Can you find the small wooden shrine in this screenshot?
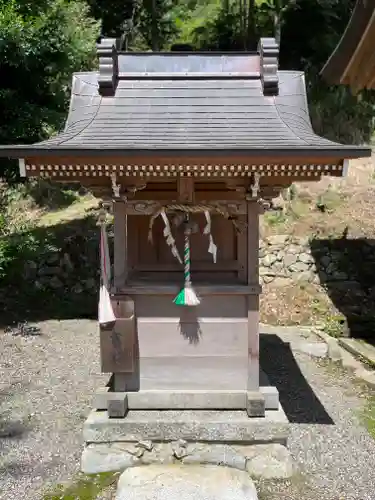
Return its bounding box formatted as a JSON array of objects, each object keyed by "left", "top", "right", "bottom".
[{"left": 0, "top": 38, "right": 370, "bottom": 420}]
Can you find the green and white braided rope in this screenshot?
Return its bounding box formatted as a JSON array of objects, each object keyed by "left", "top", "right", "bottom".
[
  {"left": 183, "top": 229, "right": 191, "bottom": 287},
  {"left": 173, "top": 216, "right": 200, "bottom": 306}
]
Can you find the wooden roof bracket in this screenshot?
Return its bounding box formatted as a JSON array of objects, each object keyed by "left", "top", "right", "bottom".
[
  {"left": 110, "top": 173, "right": 121, "bottom": 199},
  {"left": 258, "top": 38, "right": 279, "bottom": 96},
  {"left": 97, "top": 38, "right": 119, "bottom": 97}
]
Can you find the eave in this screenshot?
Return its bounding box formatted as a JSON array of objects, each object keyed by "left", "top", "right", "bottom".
[
  {"left": 321, "top": 0, "right": 375, "bottom": 93},
  {"left": 0, "top": 146, "right": 371, "bottom": 160}
]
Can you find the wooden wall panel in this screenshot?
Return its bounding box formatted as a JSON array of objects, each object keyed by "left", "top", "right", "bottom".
[{"left": 127, "top": 213, "right": 241, "bottom": 282}]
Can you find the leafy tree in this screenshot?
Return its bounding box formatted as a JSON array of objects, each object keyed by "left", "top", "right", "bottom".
[
  {"left": 186, "top": 0, "right": 374, "bottom": 143},
  {"left": 133, "top": 0, "right": 180, "bottom": 50},
  {"left": 279, "top": 0, "right": 375, "bottom": 143},
  {"left": 87, "top": 0, "right": 180, "bottom": 51},
  {"left": 0, "top": 0, "right": 99, "bottom": 178},
  {"left": 86, "top": 0, "right": 136, "bottom": 41}
]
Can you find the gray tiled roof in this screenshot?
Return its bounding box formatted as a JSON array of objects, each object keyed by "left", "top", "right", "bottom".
[
  {"left": 39, "top": 72, "right": 328, "bottom": 149},
  {"left": 0, "top": 64, "right": 370, "bottom": 159},
  {"left": 36, "top": 70, "right": 342, "bottom": 151}
]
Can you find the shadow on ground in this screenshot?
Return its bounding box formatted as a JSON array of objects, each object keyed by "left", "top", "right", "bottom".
[
  {"left": 0, "top": 385, "right": 33, "bottom": 469},
  {"left": 260, "top": 334, "right": 334, "bottom": 424},
  {"left": 0, "top": 215, "right": 102, "bottom": 327},
  {"left": 310, "top": 237, "right": 375, "bottom": 346}
]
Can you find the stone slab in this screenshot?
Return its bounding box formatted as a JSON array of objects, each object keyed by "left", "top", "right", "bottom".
[
  {"left": 259, "top": 324, "right": 320, "bottom": 342},
  {"left": 83, "top": 409, "right": 289, "bottom": 445},
  {"left": 93, "top": 388, "right": 280, "bottom": 411},
  {"left": 108, "top": 396, "right": 128, "bottom": 418},
  {"left": 81, "top": 441, "right": 295, "bottom": 479},
  {"left": 259, "top": 386, "right": 279, "bottom": 410},
  {"left": 94, "top": 386, "right": 111, "bottom": 410},
  {"left": 340, "top": 348, "right": 363, "bottom": 371},
  {"left": 246, "top": 392, "right": 265, "bottom": 417},
  {"left": 128, "top": 390, "right": 246, "bottom": 410},
  {"left": 314, "top": 331, "right": 343, "bottom": 362},
  {"left": 339, "top": 338, "right": 375, "bottom": 367},
  {"left": 81, "top": 443, "right": 141, "bottom": 473},
  {"left": 242, "top": 443, "right": 296, "bottom": 479},
  {"left": 290, "top": 341, "right": 328, "bottom": 358},
  {"left": 259, "top": 369, "right": 279, "bottom": 410},
  {"left": 354, "top": 368, "right": 375, "bottom": 388},
  {"left": 115, "top": 465, "right": 258, "bottom": 500}
]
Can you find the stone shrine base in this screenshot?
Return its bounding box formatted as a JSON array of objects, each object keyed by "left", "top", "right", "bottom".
[
  {"left": 92, "top": 369, "right": 280, "bottom": 418},
  {"left": 81, "top": 408, "right": 290, "bottom": 475}
]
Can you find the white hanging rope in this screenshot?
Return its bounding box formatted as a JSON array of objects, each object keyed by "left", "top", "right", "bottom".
[
  {"left": 160, "top": 209, "right": 182, "bottom": 264},
  {"left": 98, "top": 220, "right": 116, "bottom": 325},
  {"left": 203, "top": 211, "right": 217, "bottom": 263}
]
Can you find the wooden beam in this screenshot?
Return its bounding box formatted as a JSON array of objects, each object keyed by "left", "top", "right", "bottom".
[
  {"left": 113, "top": 201, "right": 128, "bottom": 289},
  {"left": 177, "top": 176, "right": 195, "bottom": 203},
  {"left": 246, "top": 201, "right": 260, "bottom": 391}
]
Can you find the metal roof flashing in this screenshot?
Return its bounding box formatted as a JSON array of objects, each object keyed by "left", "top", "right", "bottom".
[{"left": 97, "top": 37, "right": 279, "bottom": 97}]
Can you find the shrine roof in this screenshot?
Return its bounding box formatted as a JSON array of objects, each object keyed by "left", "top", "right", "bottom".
[
  {"left": 0, "top": 40, "right": 370, "bottom": 161},
  {"left": 321, "top": 0, "right": 375, "bottom": 93}
]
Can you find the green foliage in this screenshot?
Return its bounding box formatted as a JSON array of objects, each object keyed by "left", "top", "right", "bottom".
[
  {"left": 361, "top": 396, "right": 375, "bottom": 440},
  {"left": 0, "top": 180, "right": 80, "bottom": 280},
  {"left": 323, "top": 314, "right": 346, "bottom": 338},
  {"left": 315, "top": 187, "right": 344, "bottom": 214},
  {"left": 279, "top": 0, "right": 375, "bottom": 143},
  {"left": 136, "top": 0, "right": 180, "bottom": 50},
  {"left": 308, "top": 77, "right": 375, "bottom": 144},
  {"left": 43, "top": 472, "right": 119, "bottom": 500},
  {"left": 180, "top": 0, "right": 375, "bottom": 143},
  {"left": 86, "top": 0, "right": 135, "bottom": 37},
  {"left": 191, "top": 3, "right": 245, "bottom": 50},
  {"left": 88, "top": 0, "right": 180, "bottom": 50},
  {"left": 0, "top": 0, "right": 100, "bottom": 179},
  {"left": 264, "top": 210, "right": 287, "bottom": 226}
]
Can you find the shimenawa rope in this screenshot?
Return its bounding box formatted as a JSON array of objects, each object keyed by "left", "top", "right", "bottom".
[{"left": 148, "top": 203, "right": 246, "bottom": 306}]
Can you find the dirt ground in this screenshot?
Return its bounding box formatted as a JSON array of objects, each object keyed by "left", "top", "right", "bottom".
[{"left": 261, "top": 154, "right": 375, "bottom": 240}]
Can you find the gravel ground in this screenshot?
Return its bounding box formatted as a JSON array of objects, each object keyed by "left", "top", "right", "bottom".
[
  {"left": 0, "top": 320, "right": 375, "bottom": 500},
  {"left": 260, "top": 331, "right": 375, "bottom": 500},
  {"left": 0, "top": 320, "right": 106, "bottom": 500}
]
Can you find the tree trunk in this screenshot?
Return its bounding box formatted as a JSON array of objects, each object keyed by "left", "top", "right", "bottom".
[
  {"left": 151, "top": 0, "right": 158, "bottom": 51},
  {"left": 222, "top": 0, "right": 230, "bottom": 12},
  {"left": 247, "top": 0, "right": 255, "bottom": 50},
  {"left": 239, "top": 0, "right": 244, "bottom": 48},
  {"left": 274, "top": 0, "right": 282, "bottom": 47},
  {"left": 243, "top": 0, "right": 248, "bottom": 49}
]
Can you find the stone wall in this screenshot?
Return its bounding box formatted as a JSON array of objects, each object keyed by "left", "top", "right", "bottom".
[
  {"left": 259, "top": 235, "right": 352, "bottom": 286},
  {"left": 15, "top": 233, "right": 367, "bottom": 295}
]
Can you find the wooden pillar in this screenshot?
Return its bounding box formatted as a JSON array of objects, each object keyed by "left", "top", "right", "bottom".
[
  {"left": 113, "top": 200, "right": 127, "bottom": 290},
  {"left": 247, "top": 200, "right": 260, "bottom": 391},
  {"left": 110, "top": 200, "right": 138, "bottom": 394}
]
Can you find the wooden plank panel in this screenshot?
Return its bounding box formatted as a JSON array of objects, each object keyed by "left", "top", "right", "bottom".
[
  {"left": 100, "top": 320, "right": 135, "bottom": 373},
  {"left": 100, "top": 298, "right": 136, "bottom": 373}
]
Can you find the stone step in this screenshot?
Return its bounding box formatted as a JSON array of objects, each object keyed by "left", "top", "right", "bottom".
[
  {"left": 338, "top": 338, "right": 375, "bottom": 367},
  {"left": 115, "top": 465, "right": 258, "bottom": 500},
  {"left": 83, "top": 409, "right": 289, "bottom": 445}
]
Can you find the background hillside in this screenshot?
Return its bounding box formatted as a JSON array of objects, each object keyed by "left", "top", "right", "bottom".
[{"left": 0, "top": 0, "right": 374, "bottom": 341}]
